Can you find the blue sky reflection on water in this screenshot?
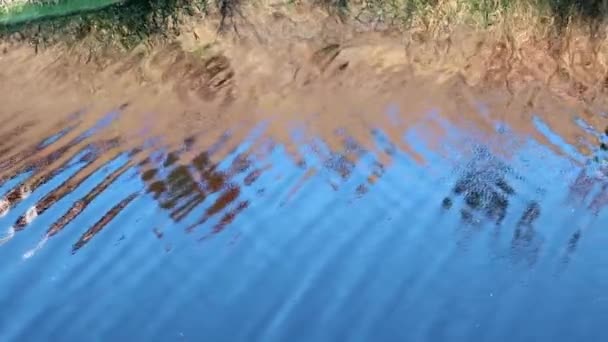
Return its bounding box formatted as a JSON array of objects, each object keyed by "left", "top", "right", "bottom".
[{"left": 0, "top": 106, "right": 608, "bottom": 341}]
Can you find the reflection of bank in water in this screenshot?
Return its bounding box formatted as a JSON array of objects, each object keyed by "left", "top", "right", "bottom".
[
  {"left": 137, "top": 128, "right": 391, "bottom": 239},
  {"left": 0, "top": 111, "right": 399, "bottom": 257},
  {"left": 0, "top": 112, "right": 138, "bottom": 254},
  {"left": 138, "top": 134, "right": 262, "bottom": 239}
]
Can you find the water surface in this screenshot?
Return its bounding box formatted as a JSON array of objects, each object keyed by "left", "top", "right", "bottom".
[{"left": 0, "top": 105, "right": 607, "bottom": 341}]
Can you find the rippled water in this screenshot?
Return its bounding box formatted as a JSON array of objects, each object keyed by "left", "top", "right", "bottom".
[{"left": 1, "top": 105, "right": 608, "bottom": 341}]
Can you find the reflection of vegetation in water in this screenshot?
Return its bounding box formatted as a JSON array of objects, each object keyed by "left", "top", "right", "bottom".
[
  {"left": 559, "top": 125, "right": 608, "bottom": 264},
  {"left": 444, "top": 132, "right": 608, "bottom": 266},
  {"left": 511, "top": 200, "right": 542, "bottom": 265},
  {"left": 569, "top": 125, "right": 608, "bottom": 215},
  {"left": 442, "top": 145, "right": 544, "bottom": 264},
  {"left": 139, "top": 135, "right": 262, "bottom": 238},
  {"left": 442, "top": 145, "right": 516, "bottom": 226}
]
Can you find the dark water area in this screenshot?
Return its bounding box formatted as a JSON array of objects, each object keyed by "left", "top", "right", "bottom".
[{"left": 1, "top": 106, "right": 608, "bottom": 341}]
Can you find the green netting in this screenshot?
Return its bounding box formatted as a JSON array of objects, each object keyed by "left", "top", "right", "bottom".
[{"left": 0, "top": 0, "right": 122, "bottom": 25}]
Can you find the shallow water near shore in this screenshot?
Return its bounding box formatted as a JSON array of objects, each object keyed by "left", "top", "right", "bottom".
[{"left": 0, "top": 97, "right": 608, "bottom": 340}]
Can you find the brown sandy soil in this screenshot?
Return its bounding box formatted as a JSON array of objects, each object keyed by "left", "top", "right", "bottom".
[{"left": 1, "top": 4, "right": 608, "bottom": 168}]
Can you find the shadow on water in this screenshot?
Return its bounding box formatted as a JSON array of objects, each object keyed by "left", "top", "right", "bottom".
[{"left": 2, "top": 103, "right": 608, "bottom": 340}]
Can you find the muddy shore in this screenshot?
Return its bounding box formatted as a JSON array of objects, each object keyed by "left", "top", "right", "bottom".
[{"left": 1, "top": 2, "right": 608, "bottom": 167}]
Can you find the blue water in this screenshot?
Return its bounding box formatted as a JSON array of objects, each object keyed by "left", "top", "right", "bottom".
[{"left": 0, "top": 106, "right": 607, "bottom": 341}]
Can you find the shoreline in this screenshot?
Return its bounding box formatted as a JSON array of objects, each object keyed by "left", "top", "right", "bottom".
[{"left": 1, "top": 1, "right": 608, "bottom": 164}]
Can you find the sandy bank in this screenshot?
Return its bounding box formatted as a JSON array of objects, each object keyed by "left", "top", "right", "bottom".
[{"left": 0, "top": 1, "right": 608, "bottom": 167}]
